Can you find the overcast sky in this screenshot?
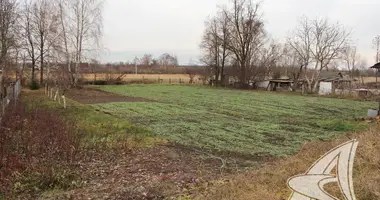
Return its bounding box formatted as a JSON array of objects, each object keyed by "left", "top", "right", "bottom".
[{"left": 100, "top": 0, "right": 380, "bottom": 65}]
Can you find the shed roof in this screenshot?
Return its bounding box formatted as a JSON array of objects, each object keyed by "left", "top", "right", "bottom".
[
  {"left": 370, "top": 62, "right": 380, "bottom": 69},
  {"left": 269, "top": 79, "right": 293, "bottom": 83},
  {"left": 319, "top": 71, "right": 357, "bottom": 82},
  {"left": 319, "top": 71, "right": 343, "bottom": 79}
]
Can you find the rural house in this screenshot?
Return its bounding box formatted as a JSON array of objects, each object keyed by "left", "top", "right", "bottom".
[{"left": 318, "top": 71, "right": 358, "bottom": 95}]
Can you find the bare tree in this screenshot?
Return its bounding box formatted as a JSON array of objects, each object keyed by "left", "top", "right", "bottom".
[
  {"left": 200, "top": 0, "right": 282, "bottom": 88},
  {"left": 286, "top": 16, "right": 312, "bottom": 90},
  {"left": 251, "top": 41, "right": 281, "bottom": 82},
  {"left": 327, "top": 60, "right": 341, "bottom": 72},
  {"left": 140, "top": 54, "right": 153, "bottom": 65},
  {"left": 342, "top": 45, "right": 360, "bottom": 78},
  {"left": 223, "top": 0, "right": 266, "bottom": 87},
  {"left": 200, "top": 8, "right": 230, "bottom": 86},
  {"left": 218, "top": 10, "right": 230, "bottom": 85},
  {"left": 357, "top": 59, "right": 368, "bottom": 85},
  {"left": 0, "top": 0, "right": 19, "bottom": 93},
  {"left": 57, "top": 0, "right": 72, "bottom": 84},
  {"left": 22, "top": 0, "right": 38, "bottom": 85},
  {"left": 31, "top": 0, "right": 59, "bottom": 85},
  {"left": 287, "top": 16, "right": 350, "bottom": 93},
  {"left": 200, "top": 16, "right": 219, "bottom": 82},
  {"left": 158, "top": 53, "right": 178, "bottom": 67},
  {"left": 85, "top": 58, "right": 97, "bottom": 84},
  {"left": 200, "top": 16, "right": 222, "bottom": 84},
  {"left": 151, "top": 58, "right": 158, "bottom": 66},
  {"left": 309, "top": 18, "right": 350, "bottom": 92},
  {"left": 57, "top": 0, "right": 104, "bottom": 87},
  {"left": 21, "top": 0, "right": 61, "bottom": 89}
]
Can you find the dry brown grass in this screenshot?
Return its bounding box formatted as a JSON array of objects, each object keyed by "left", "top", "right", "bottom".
[
  {"left": 363, "top": 76, "right": 379, "bottom": 83},
  {"left": 81, "top": 73, "right": 202, "bottom": 84},
  {"left": 195, "top": 125, "right": 380, "bottom": 200}
]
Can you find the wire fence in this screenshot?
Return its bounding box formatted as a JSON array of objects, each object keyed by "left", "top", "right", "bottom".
[{"left": 0, "top": 79, "right": 21, "bottom": 118}]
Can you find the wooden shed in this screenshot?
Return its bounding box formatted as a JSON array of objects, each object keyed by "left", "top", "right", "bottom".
[{"left": 266, "top": 79, "right": 293, "bottom": 91}]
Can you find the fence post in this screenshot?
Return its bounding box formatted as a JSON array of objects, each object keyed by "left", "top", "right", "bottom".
[
  {"left": 13, "top": 82, "right": 16, "bottom": 105},
  {"left": 2, "top": 97, "right": 5, "bottom": 117},
  {"left": 58, "top": 94, "right": 61, "bottom": 104},
  {"left": 62, "top": 95, "right": 66, "bottom": 109},
  {"left": 50, "top": 88, "right": 54, "bottom": 99},
  {"left": 54, "top": 89, "right": 59, "bottom": 101}
]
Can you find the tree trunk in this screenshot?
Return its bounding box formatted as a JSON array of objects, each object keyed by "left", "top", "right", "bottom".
[
  {"left": 307, "top": 82, "right": 312, "bottom": 93},
  {"left": 312, "top": 81, "right": 319, "bottom": 93},
  {"left": 40, "top": 35, "right": 44, "bottom": 85},
  {"left": 46, "top": 62, "right": 51, "bottom": 93},
  {"left": 239, "top": 61, "right": 247, "bottom": 88},
  {"left": 54, "top": 89, "right": 58, "bottom": 101},
  {"left": 0, "top": 61, "right": 4, "bottom": 99},
  {"left": 40, "top": 59, "right": 43, "bottom": 85},
  {"left": 215, "top": 69, "right": 220, "bottom": 86},
  {"left": 50, "top": 88, "right": 54, "bottom": 99},
  {"left": 291, "top": 72, "right": 300, "bottom": 91},
  {"left": 31, "top": 60, "right": 36, "bottom": 83},
  {"left": 220, "top": 52, "right": 226, "bottom": 87}
]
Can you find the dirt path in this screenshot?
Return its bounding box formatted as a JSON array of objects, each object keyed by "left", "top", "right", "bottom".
[{"left": 66, "top": 87, "right": 155, "bottom": 104}]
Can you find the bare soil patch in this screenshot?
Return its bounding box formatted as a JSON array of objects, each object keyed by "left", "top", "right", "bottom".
[
  {"left": 56, "top": 144, "right": 231, "bottom": 200},
  {"left": 66, "top": 87, "right": 155, "bottom": 104}
]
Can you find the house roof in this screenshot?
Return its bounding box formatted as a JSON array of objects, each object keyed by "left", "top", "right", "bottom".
[
  {"left": 370, "top": 62, "right": 380, "bottom": 69},
  {"left": 319, "top": 71, "right": 357, "bottom": 82},
  {"left": 319, "top": 71, "right": 343, "bottom": 79},
  {"left": 321, "top": 77, "right": 358, "bottom": 82}
]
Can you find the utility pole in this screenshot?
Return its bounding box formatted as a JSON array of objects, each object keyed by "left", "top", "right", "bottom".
[
  {"left": 134, "top": 57, "right": 138, "bottom": 75},
  {"left": 374, "top": 35, "right": 380, "bottom": 63},
  {"left": 373, "top": 36, "right": 380, "bottom": 88}
]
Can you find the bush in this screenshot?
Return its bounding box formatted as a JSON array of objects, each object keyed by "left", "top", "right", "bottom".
[
  {"left": 126, "top": 79, "right": 157, "bottom": 84},
  {"left": 29, "top": 80, "right": 40, "bottom": 90},
  {"left": 93, "top": 80, "right": 107, "bottom": 85}
]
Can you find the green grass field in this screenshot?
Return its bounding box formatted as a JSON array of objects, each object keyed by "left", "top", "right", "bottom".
[{"left": 92, "top": 85, "right": 375, "bottom": 156}]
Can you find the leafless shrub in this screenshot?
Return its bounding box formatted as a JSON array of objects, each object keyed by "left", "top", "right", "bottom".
[
  {"left": 0, "top": 101, "right": 80, "bottom": 196},
  {"left": 287, "top": 16, "right": 351, "bottom": 93}
]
